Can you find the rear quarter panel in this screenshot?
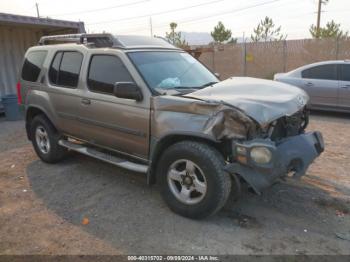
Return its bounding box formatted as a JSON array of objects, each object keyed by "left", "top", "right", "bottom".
[{"left": 22, "top": 46, "right": 79, "bottom": 131}]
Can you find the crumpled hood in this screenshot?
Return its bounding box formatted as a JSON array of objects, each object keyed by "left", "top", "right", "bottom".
[{"left": 185, "top": 77, "right": 309, "bottom": 126}]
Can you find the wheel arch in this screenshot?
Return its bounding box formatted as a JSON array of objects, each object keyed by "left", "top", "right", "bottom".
[
  {"left": 147, "top": 132, "right": 231, "bottom": 185},
  {"left": 25, "top": 106, "right": 57, "bottom": 140}
]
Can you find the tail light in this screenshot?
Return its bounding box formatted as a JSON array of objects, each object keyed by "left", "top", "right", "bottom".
[{"left": 16, "top": 81, "right": 22, "bottom": 104}]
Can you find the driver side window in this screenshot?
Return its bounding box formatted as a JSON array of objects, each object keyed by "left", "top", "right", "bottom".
[
  {"left": 301, "top": 64, "right": 337, "bottom": 81},
  {"left": 87, "top": 55, "right": 133, "bottom": 95}
]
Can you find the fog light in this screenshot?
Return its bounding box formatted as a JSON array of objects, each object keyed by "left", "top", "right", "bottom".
[
  {"left": 250, "top": 147, "right": 272, "bottom": 164},
  {"left": 237, "top": 155, "right": 247, "bottom": 164}
]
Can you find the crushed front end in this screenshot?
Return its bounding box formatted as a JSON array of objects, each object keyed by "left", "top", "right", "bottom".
[
  {"left": 152, "top": 76, "right": 325, "bottom": 194},
  {"left": 225, "top": 109, "right": 324, "bottom": 194}
]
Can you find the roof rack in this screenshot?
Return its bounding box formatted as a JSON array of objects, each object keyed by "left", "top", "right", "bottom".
[{"left": 38, "top": 33, "right": 124, "bottom": 48}]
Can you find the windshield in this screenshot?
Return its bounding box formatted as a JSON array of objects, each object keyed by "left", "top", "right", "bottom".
[{"left": 128, "top": 51, "right": 218, "bottom": 92}]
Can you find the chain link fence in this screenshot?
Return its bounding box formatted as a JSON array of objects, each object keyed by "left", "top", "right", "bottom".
[{"left": 196, "top": 38, "right": 350, "bottom": 80}]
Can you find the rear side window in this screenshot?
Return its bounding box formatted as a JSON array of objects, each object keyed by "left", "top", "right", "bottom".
[
  {"left": 49, "top": 51, "right": 83, "bottom": 88},
  {"left": 21, "top": 51, "right": 47, "bottom": 82},
  {"left": 301, "top": 64, "right": 337, "bottom": 80},
  {"left": 87, "top": 55, "right": 133, "bottom": 94},
  {"left": 48, "top": 52, "right": 62, "bottom": 84},
  {"left": 340, "top": 64, "right": 350, "bottom": 81}
]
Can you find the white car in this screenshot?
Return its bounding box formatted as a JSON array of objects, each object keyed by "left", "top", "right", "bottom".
[{"left": 274, "top": 60, "right": 350, "bottom": 112}]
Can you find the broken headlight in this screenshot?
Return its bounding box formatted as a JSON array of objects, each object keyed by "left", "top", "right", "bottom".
[
  {"left": 250, "top": 147, "right": 272, "bottom": 164},
  {"left": 234, "top": 140, "right": 275, "bottom": 166}
]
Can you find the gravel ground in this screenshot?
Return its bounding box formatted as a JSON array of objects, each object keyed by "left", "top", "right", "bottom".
[{"left": 0, "top": 111, "right": 349, "bottom": 255}]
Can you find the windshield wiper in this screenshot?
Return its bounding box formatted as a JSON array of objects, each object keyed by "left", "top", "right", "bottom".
[
  {"left": 200, "top": 81, "right": 218, "bottom": 88},
  {"left": 173, "top": 82, "right": 219, "bottom": 89},
  {"left": 172, "top": 86, "right": 197, "bottom": 89},
  {"left": 160, "top": 83, "right": 218, "bottom": 91}
]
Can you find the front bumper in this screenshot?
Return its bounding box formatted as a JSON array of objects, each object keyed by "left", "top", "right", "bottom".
[{"left": 225, "top": 131, "right": 324, "bottom": 194}]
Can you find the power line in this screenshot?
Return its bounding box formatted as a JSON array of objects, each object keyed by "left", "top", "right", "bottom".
[
  {"left": 92, "top": 0, "right": 284, "bottom": 34},
  {"left": 99, "top": 0, "right": 349, "bottom": 40},
  {"left": 87, "top": 0, "right": 227, "bottom": 25},
  {"left": 47, "top": 0, "right": 150, "bottom": 17},
  {"left": 322, "top": 9, "right": 350, "bottom": 13},
  {"left": 109, "top": 0, "right": 284, "bottom": 34},
  {"left": 169, "top": 0, "right": 284, "bottom": 27}
]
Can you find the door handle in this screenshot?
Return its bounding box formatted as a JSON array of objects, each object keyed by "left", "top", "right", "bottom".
[
  {"left": 81, "top": 98, "right": 91, "bottom": 105},
  {"left": 305, "top": 82, "right": 314, "bottom": 87},
  {"left": 341, "top": 85, "right": 350, "bottom": 89}
]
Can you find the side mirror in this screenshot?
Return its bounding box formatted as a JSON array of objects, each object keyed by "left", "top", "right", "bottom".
[
  {"left": 214, "top": 72, "right": 221, "bottom": 79},
  {"left": 113, "top": 82, "right": 143, "bottom": 101}
]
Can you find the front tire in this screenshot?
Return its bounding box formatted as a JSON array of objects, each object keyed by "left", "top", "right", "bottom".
[
  {"left": 29, "top": 114, "right": 67, "bottom": 163},
  {"left": 157, "top": 141, "right": 231, "bottom": 219}
]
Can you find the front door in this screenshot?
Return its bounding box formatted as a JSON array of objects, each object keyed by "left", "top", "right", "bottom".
[{"left": 77, "top": 53, "right": 150, "bottom": 160}]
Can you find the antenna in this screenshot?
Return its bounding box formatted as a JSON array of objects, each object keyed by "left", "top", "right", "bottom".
[{"left": 149, "top": 16, "right": 153, "bottom": 37}]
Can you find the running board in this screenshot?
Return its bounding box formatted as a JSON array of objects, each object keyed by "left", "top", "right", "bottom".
[{"left": 58, "top": 140, "right": 148, "bottom": 173}]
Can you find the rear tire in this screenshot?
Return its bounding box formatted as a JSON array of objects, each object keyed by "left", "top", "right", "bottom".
[
  {"left": 29, "top": 114, "right": 67, "bottom": 163},
  {"left": 157, "top": 141, "right": 231, "bottom": 219}
]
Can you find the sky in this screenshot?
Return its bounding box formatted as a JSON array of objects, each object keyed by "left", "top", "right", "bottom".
[{"left": 1, "top": 0, "right": 349, "bottom": 40}]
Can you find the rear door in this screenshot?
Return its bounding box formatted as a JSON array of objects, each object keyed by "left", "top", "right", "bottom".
[
  {"left": 46, "top": 50, "right": 85, "bottom": 136},
  {"left": 77, "top": 52, "right": 151, "bottom": 160},
  {"left": 300, "top": 64, "right": 339, "bottom": 107},
  {"left": 339, "top": 64, "right": 350, "bottom": 109}
]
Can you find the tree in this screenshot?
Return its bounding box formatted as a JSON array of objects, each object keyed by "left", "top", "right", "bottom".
[
  {"left": 211, "top": 21, "right": 234, "bottom": 43},
  {"left": 251, "top": 16, "right": 287, "bottom": 42},
  {"left": 310, "top": 20, "right": 348, "bottom": 39},
  {"left": 227, "top": 37, "right": 237, "bottom": 44},
  {"left": 165, "top": 22, "right": 188, "bottom": 48}
]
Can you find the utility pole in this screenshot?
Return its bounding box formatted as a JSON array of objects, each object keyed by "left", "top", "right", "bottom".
[
  {"left": 35, "top": 2, "right": 40, "bottom": 18},
  {"left": 316, "top": 0, "right": 322, "bottom": 38},
  {"left": 149, "top": 16, "right": 153, "bottom": 37},
  {"left": 242, "top": 31, "right": 247, "bottom": 76},
  {"left": 316, "top": 0, "right": 329, "bottom": 38},
  {"left": 171, "top": 25, "right": 175, "bottom": 44}
]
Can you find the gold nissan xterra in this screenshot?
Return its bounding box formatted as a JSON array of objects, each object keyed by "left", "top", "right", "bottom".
[{"left": 19, "top": 34, "right": 324, "bottom": 219}]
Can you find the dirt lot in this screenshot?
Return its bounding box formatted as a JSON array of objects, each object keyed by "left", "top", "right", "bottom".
[{"left": 0, "top": 112, "right": 349, "bottom": 255}]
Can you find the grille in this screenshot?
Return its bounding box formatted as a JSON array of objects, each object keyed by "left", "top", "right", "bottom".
[{"left": 270, "top": 109, "right": 309, "bottom": 141}]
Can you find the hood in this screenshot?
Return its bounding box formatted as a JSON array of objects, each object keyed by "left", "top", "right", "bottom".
[
  {"left": 185, "top": 77, "right": 309, "bottom": 126},
  {"left": 273, "top": 72, "right": 286, "bottom": 80}
]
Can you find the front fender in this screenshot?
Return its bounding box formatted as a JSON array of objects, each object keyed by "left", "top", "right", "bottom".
[{"left": 147, "top": 132, "right": 220, "bottom": 185}]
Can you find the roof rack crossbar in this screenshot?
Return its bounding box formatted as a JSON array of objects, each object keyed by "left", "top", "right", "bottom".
[{"left": 38, "top": 33, "right": 125, "bottom": 48}]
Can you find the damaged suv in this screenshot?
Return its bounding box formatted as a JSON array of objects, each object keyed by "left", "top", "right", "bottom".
[{"left": 20, "top": 34, "right": 324, "bottom": 219}]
